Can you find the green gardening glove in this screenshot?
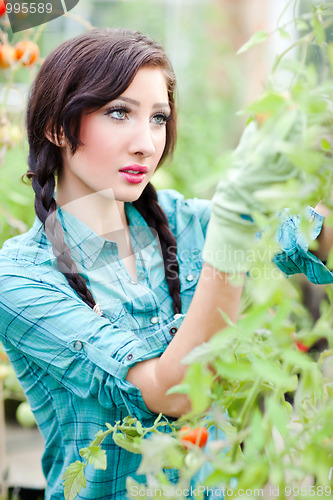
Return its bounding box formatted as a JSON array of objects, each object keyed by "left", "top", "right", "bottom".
[{"left": 202, "top": 108, "right": 304, "bottom": 273}]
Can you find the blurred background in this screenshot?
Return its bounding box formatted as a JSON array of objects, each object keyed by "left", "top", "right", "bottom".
[{"left": 0, "top": 1, "right": 322, "bottom": 499}]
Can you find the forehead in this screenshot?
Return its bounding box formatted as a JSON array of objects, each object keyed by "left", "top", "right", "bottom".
[{"left": 120, "top": 66, "right": 169, "bottom": 103}]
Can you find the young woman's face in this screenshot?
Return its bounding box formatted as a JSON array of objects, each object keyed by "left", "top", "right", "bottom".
[{"left": 58, "top": 66, "right": 170, "bottom": 203}]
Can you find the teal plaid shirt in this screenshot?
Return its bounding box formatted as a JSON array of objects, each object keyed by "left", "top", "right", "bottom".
[{"left": 0, "top": 189, "right": 329, "bottom": 499}]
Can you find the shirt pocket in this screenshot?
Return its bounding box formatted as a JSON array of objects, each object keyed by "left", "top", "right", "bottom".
[
  {"left": 179, "top": 250, "right": 202, "bottom": 312},
  {"left": 101, "top": 299, "right": 127, "bottom": 327}
]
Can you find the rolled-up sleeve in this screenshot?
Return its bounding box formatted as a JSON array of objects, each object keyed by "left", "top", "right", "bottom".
[
  {"left": 273, "top": 207, "right": 333, "bottom": 284},
  {"left": 0, "top": 260, "right": 183, "bottom": 419}
]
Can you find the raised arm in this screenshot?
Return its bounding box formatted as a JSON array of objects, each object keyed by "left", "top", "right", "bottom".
[
  {"left": 126, "top": 264, "right": 244, "bottom": 417},
  {"left": 127, "top": 110, "right": 303, "bottom": 417}
]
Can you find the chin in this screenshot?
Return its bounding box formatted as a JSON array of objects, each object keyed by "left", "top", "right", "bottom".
[{"left": 118, "top": 185, "right": 148, "bottom": 203}]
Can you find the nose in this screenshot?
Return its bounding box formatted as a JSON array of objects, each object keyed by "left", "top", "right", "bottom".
[{"left": 129, "top": 121, "right": 156, "bottom": 158}]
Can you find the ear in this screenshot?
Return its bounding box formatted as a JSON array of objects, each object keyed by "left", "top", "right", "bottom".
[{"left": 45, "top": 127, "right": 65, "bottom": 147}]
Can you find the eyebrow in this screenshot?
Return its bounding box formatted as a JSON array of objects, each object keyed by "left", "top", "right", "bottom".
[{"left": 119, "top": 96, "right": 170, "bottom": 109}]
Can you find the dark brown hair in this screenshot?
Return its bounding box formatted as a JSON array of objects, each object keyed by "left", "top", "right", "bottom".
[{"left": 26, "top": 28, "right": 181, "bottom": 314}]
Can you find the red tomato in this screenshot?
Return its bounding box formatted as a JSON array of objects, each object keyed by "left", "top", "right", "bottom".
[
  {"left": 0, "top": 1, "right": 6, "bottom": 18},
  {"left": 179, "top": 426, "right": 209, "bottom": 448},
  {"left": 0, "top": 44, "right": 15, "bottom": 69},
  {"left": 296, "top": 342, "right": 309, "bottom": 353},
  {"left": 15, "top": 40, "right": 40, "bottom": 67}
]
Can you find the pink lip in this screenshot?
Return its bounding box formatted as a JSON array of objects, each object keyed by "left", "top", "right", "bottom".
[
  {"left": 120, "top": 164, "right": 148, "bottom": 173},
  {"left": 119, "top": 164, "right": 148, "bottom": 184}
]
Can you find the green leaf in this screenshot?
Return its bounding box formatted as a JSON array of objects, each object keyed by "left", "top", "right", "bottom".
[
  {"left": 295, "top": 20, "right": 309, "bottom": 31},
  {"left": 138, "top": 434, "right": 184, "bottom": 475},
  {"left": 278, "top": 28, "right": 291, "bottom": 40},
  {"left": 266, "top": 397, "right": 289, "bottom": 437},
  {"left": 112, "top": 432, "right": 142, "bottom": 454},
  {"left": 90, "top": 429, "right": 110, "bottom": 447},
  {"left": 205, "top": 463, "right": 244, "bottom": 485},
  {"left": 167, "top": 383, "right": 191, "bottom": 395},
  {"left": 214, "top": 360, "right": 254, "bottom": 381},
  {"left": 79, "top": 445, "right": 107, "bottom": 470},
  {"left": 183, "top": 362, "right": 214, "bottom": 413},
  {"left": 322, "top": 138, "right": 331, "bottom": 150},
  {"left": 136, "top": 420, "right": 143, "bottom": 435},
  {"left": 238, "top": 460, "right": 269, "bottom": 490},
  {"left": 237, "top": 30, "right": 269, "bottom": 55},
  {"left": 246, "top": 92, "right": 286, "bottom": 115},
  {"left": 312, "top": 14, "right": 326, "bottom": 44},
  {"left": 286, "top": 149, "right": 325, "bottom": 174},
  {"left": 283, "top": 349, "right": 315, "bottom": 370},
  {"left": 123, "top": 416, "right": 138, "bottom": 426},
  {"left": 251, "top": 358, "right": 296, "bottom": 390},
  {"left": 243, "top": 408, "right": 266, "bottom": 457},
  {"left": 62, "top": 461, "right": 86, "bottom": 500}
]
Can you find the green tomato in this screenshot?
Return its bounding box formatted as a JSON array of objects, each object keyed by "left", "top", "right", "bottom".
[
  {"left": 16, "top": 401, "right": 36, "bottom": 428},
  {"left": 0, "top": 364, "right": 10, "bottom": 381}
]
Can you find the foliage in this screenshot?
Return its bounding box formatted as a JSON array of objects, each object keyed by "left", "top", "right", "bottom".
[
  {"left": 62, "top": 414, "right": 176, "bottom": 500},
  {"left": 62, "top": 2, "right": 333, "bottom": 499}
]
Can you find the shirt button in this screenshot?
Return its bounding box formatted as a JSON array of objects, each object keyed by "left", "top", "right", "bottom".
[
  {"left": 73, "top": 341, "right": 83, "bottom": 351},
  {"left": 105, "top": 242, "right": 112, "bottom": 248},
  {"left": 129, "top": 279, "right": 138, "bottom": 285},
  {"left": 186, "top": 273, "right": 195, "bottom": 282},
  {"left": 169, "top": 327, "right": 178, "bottom": 336},
  {"left": 126, "top": 353, "right": 134, "bottom": 361},
  {"left": 139, "top": 272, "right": 145, "bottom": 281},
  {"left": 150, "top": 316, "right": 159, "bottom": 324}
]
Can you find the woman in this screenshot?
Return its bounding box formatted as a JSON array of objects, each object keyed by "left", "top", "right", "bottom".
[{"left": 0, "top": 28, "right": 329, "bottom": 499}]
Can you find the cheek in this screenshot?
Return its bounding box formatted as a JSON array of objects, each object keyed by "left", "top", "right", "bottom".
[
  {"left": 79, "top": 116, "right": 111, "bottom": 158},
  {"left": 77, "top": 116, "right": 121, "bottom": 177},
  {"left": 155, "top": 129, "right": 167, "bottom": 157}
]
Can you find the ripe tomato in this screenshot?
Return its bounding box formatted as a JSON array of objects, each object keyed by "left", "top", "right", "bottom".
[
  {"left": 179, "top": 426, "right": 209, "bottom": 448},
  {"left": 15, "top": 40, "right": 40, "bottom": 66},
  {"left": 0, "top": 0, "right": 6, "bottom": 18},
  {"left": 296, "top": 342, "right": 309, "bottom": 353},
  {"left": 0, "top": 44, "right": 15, "bottom": 69}
]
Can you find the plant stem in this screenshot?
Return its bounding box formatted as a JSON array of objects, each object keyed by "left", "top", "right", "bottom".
[{"left": 230, "top": 378, "right": 261, "bottom": 460}]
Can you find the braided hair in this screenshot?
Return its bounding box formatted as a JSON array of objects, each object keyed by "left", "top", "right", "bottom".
[{"left": 26, "top": 28, "right": 182, "bottom": 314}]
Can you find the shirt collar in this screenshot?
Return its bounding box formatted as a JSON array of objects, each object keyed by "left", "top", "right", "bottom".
[{"left": 33, "top": 202, "right": 156, "bottom": 270}]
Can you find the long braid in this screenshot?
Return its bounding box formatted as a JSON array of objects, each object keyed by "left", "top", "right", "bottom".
[
  {"left": 27, "top": 144, "right": 97, "bottom": 310},
  {"left": 133, "top": 183, "right": 182, "bottom": 315}
]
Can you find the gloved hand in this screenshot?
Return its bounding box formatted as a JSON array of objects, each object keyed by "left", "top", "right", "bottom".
[{"left": 202, "top": 108, "right": 304, "bottom": 273}]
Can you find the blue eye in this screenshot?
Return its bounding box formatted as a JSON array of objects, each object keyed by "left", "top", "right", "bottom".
[
  {"left": 152, "top": 113, "right": 170, "bottom": 125},
  {"left": 104, "top": 107, "right": 129, "bottom": 121}
]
